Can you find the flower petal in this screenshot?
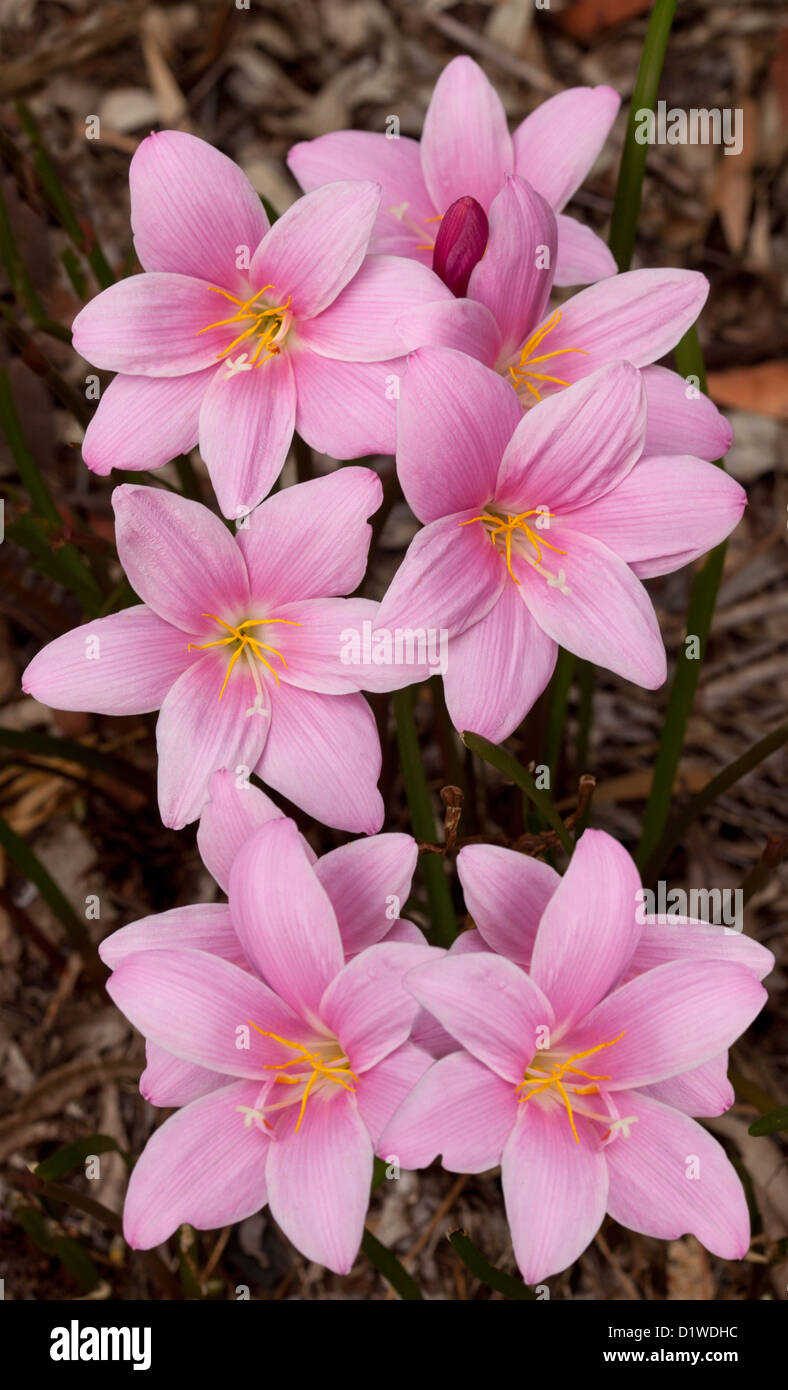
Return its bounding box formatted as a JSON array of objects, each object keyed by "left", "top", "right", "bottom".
[
  {"left": 375, "top": 510, "right": 506, "bottom": 641},
  {"left": 198, "top": 350, "right": 296, "bottom": 517},
  {"left": 495, "top": 361, "right": 646, "bottom": 512},
  {"left": 406, "top": 953, "right": 554, "bottom": 1084},
  {"left": 81, "top": 369, "right": 211, "bottom": 475},
  {"left": 250, "top": 182, "right": 381, "bottom": 320},
  {"left": 396, "top": 346, "right": 521, "bottom": 524},
  {"left": 502, "top": 1105, "right": 608, "bottom": 1283},
  {"left": 129, "top": 130, "right": 269, "bottom": 288},
  {"left": 380, "top": 1050, "right": 518, "bottom": 1172},
  {"left": 641, "top": 1052, "right": 734, "bottom": 1117},
  {"left": 467, "top": 176, "right": 557, "bottom": 360},
  {"left": 197, "top": 768, "right": 286, "bottom": 893},
  {"left": 156, "top": 653, "right": 269, "bottom": 830},
  {"left": 530, "top": 829, "right": 643, "bottom": 1034},
  {"left": 297, "top": 255, "right": 451, "bottom": 361},
  {"left": 443, "top": 582, "right": 557, "bottom": 742},
  {"left": 314, "top": 833, "right": 418, "bottom": 955},
  {"left": 604, "top": 1090, "right": 750, "bottom": 1259},
  {"left": 642, "top": 364, "right": 733, "bottom": 461},
  {"left": 628, "top": 916, "right": 773, "bottom": 982},
  {"left": 112, "top": 484, "right": 250, "bottom": 633},
  {"left": 123, "top": 1081, "right": 270, "bottom": 1249},
  {"left": 293, "top": 352, "right": 397, "bottom": 457},
  {"left": 558, "top": 453, "right": 746, "bottom": 579},
  {"left": 457, "top": 843, "right": 560, "bottom": 966},
  {"left": 139, "top": 1042, "right": 227, "bottom": 1108},
  {"left": 22, "top": 605, "right": 190, "bottom": 715},
  {"left": 394, "top": 297, "right": 501, "bottom": 365},
  {"left": 420, "top": 56, "right": 514, "bottom": 213},
  {"left": 239, "top": 467, "right": 381, "bottom": 606},
  {"left": 228, "top": 819, "right": 344, "bottom": 1023},
  {"left": 355, "top": 1042, "right": 433, "bottom": 1147},
  {"left": 512, "top": 86, "right": 620, "bottom": 212},
  {"left": 257, "top": 685, "right": 383, "bottom": 834},
  {"left": 554, "top": 214, "right": 617, "bottom": 286},
  {"left": 99, "top": 903, "right": 244, "bottom": 971},
  {"left": 321, "top": 941, "right": 436, "bottom": 1072},
  {"left": 265, "top": 1089, "right": 372, "bottom": 1274}
]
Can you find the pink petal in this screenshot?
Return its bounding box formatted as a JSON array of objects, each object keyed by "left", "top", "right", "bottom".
[
  {"left": 140, "top": 1042, "right": 227, "bottom": 1107},
  {"left": 443, "top": 582, "right": 557, "bottom": 742},
  {"left": 72, "top": 272, "right": 248, "bottom": 376},
  {"left": 99, "top": 903, "right": 244, "bottom": 971},
  {"left": 270, "top": 596, "right": 385, "bottom": 695},
  {"left": 375, "top": 510, "right": 506, "bottom": 640},
  {"left": 297, "top": 255, "right": 451, "bottom": 361},
  {"left": 558, "top": 453, "right": 746, "bottom": 579},
  {"left": 394, "top": 297, "right": 501, "bottom": 364},
  {"left": 198, "top": 350, "right": 296, "bottom": 517},
  {"left": 321, "top": 941, "right": 436, "bottom": 1072},
  {"left": 129, "top": 130, "right": 269, "bottom": 289},
  {"left": 106, "top": 947, "right": 303, "bottom": 1076},
  {"left": 502, "top": 1105, "right": 608, "bottom": 1283},
  {"left": 197, "top": 768, "right": 285, "bottom": 893},
  {"left": 554, "top": 214, "right": 617, "bottom": 286},
  {"left": 287, "top": 131, "right": 433, "bottom": 259},
  {"left": 396, "top": 347, "right": 521, "bottom": 523},
  {"left": 314, "top": 832, "right": 418, "bottom": 955},
  {"left": 355, "top": 1042, "right": 433, "bottom": 1147},
  {"left": 239, "top": 467, "right": 381, "bottom": 607},
  {"left": 265, "top": 1089, "right": 372, "bottom": 1274},
  {"left": 257, "top": 685, "right": 384, "bottom": 834},
  {"left": 604, "top": 1090, "right": 750, "bottom": 1259},
  {"left": 629, "top": 916, "right": 773, "bottom": 981},
  {"left": 642, "top": 364, "right": 734, "bottom": 461},
  {"left": 81, "top": 369, "right": 211, "bottom": 475},
  {"left": 250, "top": 182, "right": 381, "bottom": 320},
  {"left": 512, "top": 86, "right": 621, "bottom": 212},
  {"left": 495, "top": 361, "right": 646, "bottom": 512},
  {"left": 515, "top": 526, "right": 667, "bottom": 689},
  {"left": 22, "top": 605, "right": 190, "bottom": 715},
  {"left": 379, "top": 1049, "right": 518, "bottom": 1172},
  {"left": 457, "top": 843, "right": 560, "bottom": 965},
  {"left": 228, "top": 819, "right": 343, "bottom": 1022},
  {"left": 530, "top": 829, "right": 643, "bottom": 1035},
  {"left": 123, "top": 1080, "right": 269, "bottom": 1249},
  {"left": 467, "top": 176, "right": 557, "bottom": 360},
  {"left": 420, "top": 56, "right": 513, "bottom": 213},
  {"left": 112, "top": 484, "right": 250, "bottom": 633},
  {"left": 156, "top": 653, "right": 270, "bottom": 830},
  {"left": 642, "top": 1052, "right": 734, "bottom": 1117},
  {"left": 293, "top": 352, "right": 398, "bottom": 456},
  {"left": 406, "top": 953, "right": 554, "bottom": 1084},
  {"left": 566, "top": 959, "right": 767, "bottom": 1090}
]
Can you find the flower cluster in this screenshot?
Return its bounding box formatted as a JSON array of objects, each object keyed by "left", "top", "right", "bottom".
[{"left": 22, "top": 56, "right": 765, "bottom": 1287}]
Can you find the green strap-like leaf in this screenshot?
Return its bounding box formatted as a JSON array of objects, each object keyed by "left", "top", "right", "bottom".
[
  {"left": 448, "top": 1229, "right": 536, "bottom": 1300},
  {"left": 361, "top": 1228, "right": 424, "bottom": 1300},
  {"left": 462, "top": 731, "right": 573, "bottom": 855},
  {"left": 393, "top": 685, "right": 457, "bottom": 946}
]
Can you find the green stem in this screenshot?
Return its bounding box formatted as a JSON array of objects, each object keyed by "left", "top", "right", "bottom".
[
  {"left": 544, "top": 650, "right": 576, "bottom": 790},
  {"left": 448, "top": 1230, "right": 536, "bottom": 1300},
  {"left": 609, "top": 0, "right": 679, "bottom": 272},
  {"left": 462, "top": 731, "right": 573, "bottom": 856},
  {"left": 361, "top": 1229, "right": 423, "bottom": 1300},
  {"left": 0, "top": 811, "right": 104, "bottom": 982},
  {"left": 393, "top": 685, "right": 456, "bottom": 946}
]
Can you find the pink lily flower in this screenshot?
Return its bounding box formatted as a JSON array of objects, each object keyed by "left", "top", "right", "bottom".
[
  {"left": 106, "top": 818, "right": 435, "bottom": 1271},
  {"left": 375, "top": 349, "right": 746, "bottom": 741},
  {"left": 289, "top": 55, "right": 620, "bottom": 287},
  {"left": 380, "top": 830, "right": 770, "bottom": 1283},
  {"left": 98, "top": 768, "right": 426, "bottom": 1108},
  {"left": 399, "top": 175, "right": 732, "bottom": 462},
  {"left": 72, "top": 131, "right": 454, "bottom": 517},
  {"left": 23, "top": 472, "right": 414, "bottom": 831}
]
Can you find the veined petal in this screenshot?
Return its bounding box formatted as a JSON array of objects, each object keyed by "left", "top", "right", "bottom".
[
  {"left": 394, "top": 297, "right": 501, "bottom": 365},
  {"left": 297, "top": 255, "right": 451, "bottom": 361},
  {"left": 355, "top": 1043, "right": 433, "bottom": 1148},
  {"left": 554, "top": 214, "right": 617, "bottom": 286},
  {"left": 628, "top": 915, "right": 773, "bottom": 982},
  {"left": 314, "top": 832, "right": 418, "bottom": 956},
  {"left": 99, "top": 903, "right": 244, "bottom": 971},
  {"left": 375, "top": 509, "right": 506, "bottom": 640},
  {"left": 641, "top": 1052, "right": 734, "bottom": 1118},
  {"left": 139, "top": 1042, "right": 227, "bottom": 1108},
  {"left": 197, "top": 768, "right": 286, "bottom": 894},
  {"left": 420, "top": 56, "right": 514, "bottom": 213},
  {"left": 642, "top": 364, "right": 734, "bottom": 461},
  {"left": 457, "top": 843, "right": 559, "bottom": 966},
  {"left": 379, "top": 1050, "right": 518, "bottom": 1172},
  {"left": 512, "top": 86, "right": 621, "bottom": 212},
  {"left": 198, "top": 350, "right": 296, "bottom": 518},
  {"left": 81, "top": 369, "right": 211, "bottom": 476},
  {"left": 293, "top": 352, "right": 398, "bottom": 457},
  {"left": 321, "top": 941, "right": 436, "bottom": 1072},
  {"left": 467, "top": 175, "right": 557, "bottom": 360}
]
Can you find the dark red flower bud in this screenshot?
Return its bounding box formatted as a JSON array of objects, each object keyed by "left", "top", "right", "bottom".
[{"left": 431, "top": 196, "right": 489, "bottom": 298}]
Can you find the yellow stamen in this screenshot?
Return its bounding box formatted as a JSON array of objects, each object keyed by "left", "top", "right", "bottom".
[
  {"left": 188, "top": 612, "right": 301, "bottom": 699},
  {"left": 517, "top": 1032, "right": 625, "bottom": 1144},
  {"left": 248, "top": 1024, "right": 358, "bottom": 1133},
  {"left": 508, "top": 309, "right": 589, "bottom": 403},
  {"left": 460, "top": 509, "right": 567, "bottom": 586},
  {"left": 197, "top": 284, "right": 293, "bottom": 366}
]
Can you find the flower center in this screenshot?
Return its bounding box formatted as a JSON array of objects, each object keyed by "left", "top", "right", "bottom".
[
  {"left": 508, "top": 308, "right": 588, "bottom": 403},
  {"left": 242, "top": 1025, "right": 358, "bottom": 1134},
  {"left": 518, "top": 1031, "right": 636, "bottom": 1146},
  {"left": 460, "top": 508, "right": 570, "bottom": 592},
  {"left": 197, "top": 284, "right": 293, "bottom": 370},
  {"left": 187, "top": 613, "right": 300, "bottom": 701}
]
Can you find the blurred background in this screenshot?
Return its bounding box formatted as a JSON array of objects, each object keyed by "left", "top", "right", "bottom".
[{"left": 0, "top": 0, "right": 786, "bottom": 1301}]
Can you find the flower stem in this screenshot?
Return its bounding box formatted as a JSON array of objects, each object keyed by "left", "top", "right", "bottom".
[
  {"left": 393, "top": 685, "right": 456, "bottom": 946},
  {"left": 462, "top": 731, "right": 573, "bottom": 856}
]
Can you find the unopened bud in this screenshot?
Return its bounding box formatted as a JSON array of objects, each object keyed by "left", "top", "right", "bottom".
[{"left": 432, "top": 196, "right": 488, "bottom": 297}]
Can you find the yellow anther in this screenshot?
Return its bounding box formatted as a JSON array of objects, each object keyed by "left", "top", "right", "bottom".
[
  {"left": 248, "top": 1024, "right": 358, "bottom": 1133},
  {"left": 188, "top": 613, "right": 301, "bottom": 700},
  {"left": 460, "top": 509, "right": 567, "bottom": 586},
  {"left": 198, "top": 284, "right": 293, "bottom": 366},
  {"left": 517, "top": 1032, "right": 625, "bottom": 1144},
  {"left": 508, "top": 309, "right": 589, "bottom": 403}
]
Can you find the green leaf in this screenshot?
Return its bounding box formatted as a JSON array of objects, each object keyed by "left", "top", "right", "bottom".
[
  {"left": 36, "top": 1134, "right": 123, "bottom": 1182},
  {"left": 748, "top": 1106, "right": 788, "bottom": 1138},
  {"left": 15, "top": 1203, "right": 100, "bottom": 1293},
  {"left": 544, "top": 649, "right": 576, "bottom": 785},
  {"left": 361, "top": 1228, "right": 423, "bottom": 1300},
  {"left": 608, "top": 0, "right": 679, "bottom": 272},
  {"left": 448, "top": 1229, "right": 536, "bottom": 1300},
  {"left": 393, "top": 685, "right": 457, "bottom": 946},
  {"left": 0, "top": 725, "right": 153, "bottom": 797},
  {"left": 0, "top": 810, "right": 104, "bottom": 979},
  {"left": 462, "top": 731, "right": 573, "bottom": 855}
]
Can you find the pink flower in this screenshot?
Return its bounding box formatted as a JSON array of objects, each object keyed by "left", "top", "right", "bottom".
[
  {"left": 72, "top": 131, "right": 453, "bottom": 517},
  {"left": 375, "top": 349, "right": 746, "bottom": 741},
  {"left": 289, "top": 55, "right": 620, "bottom": 287},
  {"left": 23, "top": 473, "right": 413, "bottom": 831},
  {"left": 106, "top": 818, "right": 435, "bottom": 1271},
  {"left": 381, "top": 830, "right": 771, "bottom": 1283},
  {"left": 400, "top": 176, "right": 732, "bottom": 461}
]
